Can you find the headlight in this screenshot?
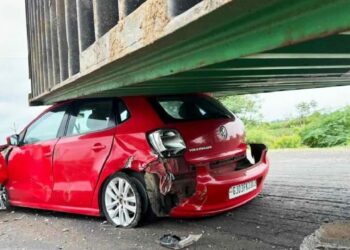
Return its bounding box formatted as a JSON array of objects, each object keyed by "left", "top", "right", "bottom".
[{"left": 148, "top": 129, "right": 186, "bottom": 157}]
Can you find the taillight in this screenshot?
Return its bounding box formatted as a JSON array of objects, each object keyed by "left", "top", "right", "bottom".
[{"left": 148, "top": 129, "right": 186, "bottom": 158}]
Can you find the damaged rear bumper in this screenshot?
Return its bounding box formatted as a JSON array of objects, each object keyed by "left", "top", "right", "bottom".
[{"left": 169, "top": 144, "right": 269, "bottom": 218}]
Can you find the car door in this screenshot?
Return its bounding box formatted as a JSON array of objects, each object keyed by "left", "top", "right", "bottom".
[
  {"left": 6, "top": 104, "right": 69, "bottom": 205},
  {"left": 52, "top": 99, "right": 116, "bottom": 208}
]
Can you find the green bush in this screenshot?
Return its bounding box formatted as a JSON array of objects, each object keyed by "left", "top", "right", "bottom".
[
  {"left": 246, "top": 127, "right": 274, "bottom": 147},
  {"left": 271, "top": 135, "right": 302, "bottom": 149},
  {"left": 300, "top": 107, "right": 350, "bottom": 148},
  {"left": 244, "top": 106, "right": 350, "bottom": 149}
]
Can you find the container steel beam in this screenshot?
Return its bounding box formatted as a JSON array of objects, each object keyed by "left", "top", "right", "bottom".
[
  {"left": 44, "top": 0, "right": 53, "bottom": 88},
  {"left": 49, "top": 0, "right": 60, "bottom": 86},
  {"left": 65, "top": 0, "right": 80, "bottom": 76},
  {"left": 92, "top": 0, "right": 119, "bottom": 39},
  {"left": 56, "top": 0, "right": 69, "bottom": 82},
  {"left": 77, "top": 0, "right": 95, "bottom": 52},
  {"left": 118, "top": 0, "right": 145, "bottom": 19}
]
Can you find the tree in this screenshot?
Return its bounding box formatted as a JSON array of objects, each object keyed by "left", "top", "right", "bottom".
[
  {"left": 217, "top": 95, "right": 262, "bottom": 124},
  {"left": 296, "top": 100, "right": 318, "bottom": 124}
]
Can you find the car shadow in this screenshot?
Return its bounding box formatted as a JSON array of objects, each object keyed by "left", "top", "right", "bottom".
[
  {"left": 3, "top": 197, "right": 261, "bottom": 228},
  {"left": 5, "top": 206, "right": 103, "bottom": 223}
]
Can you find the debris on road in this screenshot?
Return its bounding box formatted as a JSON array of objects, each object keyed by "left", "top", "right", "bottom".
[
  {"left": 100, "top": 221, "right": 108, "bottom": 225},
  {"left": 14, "top": 215, "right": 25, "bottom": 221},
  {"left": 158, "top": 234, "right": 202, "bottom": 249}
]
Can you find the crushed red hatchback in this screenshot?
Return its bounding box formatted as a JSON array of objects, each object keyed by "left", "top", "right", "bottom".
[{"left": 0, "top": 94, "right": 269, "bottom": 228}]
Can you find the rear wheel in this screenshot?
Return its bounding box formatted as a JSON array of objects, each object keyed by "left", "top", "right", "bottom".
[
  {"left": 101, "top": 173, "right": 142, "bottom": 228},
  {"left": 130, "top": 175, "right": 158, "bottom": 224},
  {"left": 0, "top": 185, "right": 9, "bottom": 211}
]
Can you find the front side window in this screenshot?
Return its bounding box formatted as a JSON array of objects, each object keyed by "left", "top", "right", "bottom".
[
  {"left": 23, "top": 107, "right": 66, "bottom": 144},
  {"left": 67, "top": 100, "right": 114, "bottom": 136}
]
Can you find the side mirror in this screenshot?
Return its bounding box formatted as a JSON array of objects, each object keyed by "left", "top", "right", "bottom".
[{"left": 6, "top": 134, "right": 19, "bottom": 146}]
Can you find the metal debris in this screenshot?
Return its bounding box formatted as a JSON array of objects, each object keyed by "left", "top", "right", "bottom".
[
  {"left": 14, "top": 215, "right": 25, "bottom": 221},
  {"left": 124, "top": 156, "right": 134, "bottom": 169},
  {"left": 158, "top": 234, "right": 202, "bottom": 249}
]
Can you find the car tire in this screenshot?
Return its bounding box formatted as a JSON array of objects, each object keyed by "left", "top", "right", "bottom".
[
  {"left": 0, "top": 185, "right": 10, "bottom": 211},
  {"left": 129, "top": 176, "right": 149, "bottom": 215},
  {"left": 101, "top": 172, "right": 142, "bottom": 228},
  {"left": 130, "top": 175, "right": 159, "bottom": 225}
]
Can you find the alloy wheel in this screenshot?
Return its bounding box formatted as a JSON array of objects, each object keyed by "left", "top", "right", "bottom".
[{"left": 104, "top": 176, "right": 138, "bottom": 227}]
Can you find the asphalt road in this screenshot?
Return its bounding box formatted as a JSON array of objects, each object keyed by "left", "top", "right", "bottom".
[{"left": 0, "top": 149, "right": 349, "bottom": 250}]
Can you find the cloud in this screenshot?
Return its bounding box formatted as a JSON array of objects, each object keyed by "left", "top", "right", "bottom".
[
  {"left": 0, "top": 0, "right": 28, "bottom": 58},
  {"left": 0, "top": 1, "right": 46, "bottom": 144},
  {"left": 0, "top": 58, "right": 46, "bottom": 144}
]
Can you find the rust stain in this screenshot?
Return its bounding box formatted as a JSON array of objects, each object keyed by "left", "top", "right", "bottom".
[
  {"left": 109, "top": 19, "right": 126, "bottom": 60},
  {"left": 142, "top": 0, "right": 170, "bottom": 45}
]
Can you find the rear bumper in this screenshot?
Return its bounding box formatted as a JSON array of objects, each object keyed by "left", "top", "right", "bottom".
[{"left": 170, "top": 144, "right": 269, "bottom": 218}]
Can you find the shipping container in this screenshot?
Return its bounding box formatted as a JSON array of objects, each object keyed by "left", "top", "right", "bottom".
[{"left": 25, "top": 0, "right": 350, "bottom": 105}]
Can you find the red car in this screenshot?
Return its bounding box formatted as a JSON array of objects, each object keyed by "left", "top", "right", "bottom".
[{"left": 0, "top": 94, "right": 269, "bottom": 228}]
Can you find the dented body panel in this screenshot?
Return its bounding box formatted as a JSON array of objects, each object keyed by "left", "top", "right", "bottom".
[{"left": 170, "top": 144, "right": 269, "bottom": 217}]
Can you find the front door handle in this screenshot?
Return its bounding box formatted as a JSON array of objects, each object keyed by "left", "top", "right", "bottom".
[{"left": 92, "top": 143, "right": 106, "bottom": 152}]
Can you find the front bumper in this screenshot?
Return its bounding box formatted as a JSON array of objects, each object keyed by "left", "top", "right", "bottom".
[{"left": 170, "top": 144, "right": 269, "bottom": 218}]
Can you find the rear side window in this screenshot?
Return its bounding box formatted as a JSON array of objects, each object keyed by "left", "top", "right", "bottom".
[
  {"left": 67, "top": 100, "right": 114, "bottom": 136},
  {"left": 150, "top": 95, "right": 233, "bottom": 122},
  {"left": 117, "top": 101, "right": 130, "bottom": 123}
]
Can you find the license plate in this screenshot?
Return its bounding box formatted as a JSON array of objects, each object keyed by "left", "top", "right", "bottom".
[{"left": 229, "top": 180, "right": 257, "bottom": 199}]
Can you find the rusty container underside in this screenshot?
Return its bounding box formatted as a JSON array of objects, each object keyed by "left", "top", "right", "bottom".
[{"left": 25, "top": 0, "right": 350, "bottom": 105}]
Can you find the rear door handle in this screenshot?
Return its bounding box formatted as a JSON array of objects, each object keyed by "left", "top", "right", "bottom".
[
  {"left": 92, "top": 143, "right": 106, "bottom": 152},
  {"left": 44, "top": 152, "right": 52, "bottom": 158}
]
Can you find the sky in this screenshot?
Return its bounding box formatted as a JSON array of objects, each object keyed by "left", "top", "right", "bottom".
[
  {"left": 1, "top": 0, "right": 350, "bottom": 144},
  {"left": 0, "top": 1, "right": 46, "bottom": 144}
]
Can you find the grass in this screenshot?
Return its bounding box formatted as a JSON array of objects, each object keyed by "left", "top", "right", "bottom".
[{"left": 245, "top": 106, "right": 350, "bottom": 149}]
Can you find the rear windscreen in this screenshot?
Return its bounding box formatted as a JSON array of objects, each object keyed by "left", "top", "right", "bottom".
[{"left": 149, "top": 95, "right": 234, "bottom": 122}]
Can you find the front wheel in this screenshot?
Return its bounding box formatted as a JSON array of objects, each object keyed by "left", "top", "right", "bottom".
[
  {"left": 101, "top": 173, "right": 142, "bottom": 228},
  {"left": 0, "top": 185, "right": 9, "bottom": 211}
]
